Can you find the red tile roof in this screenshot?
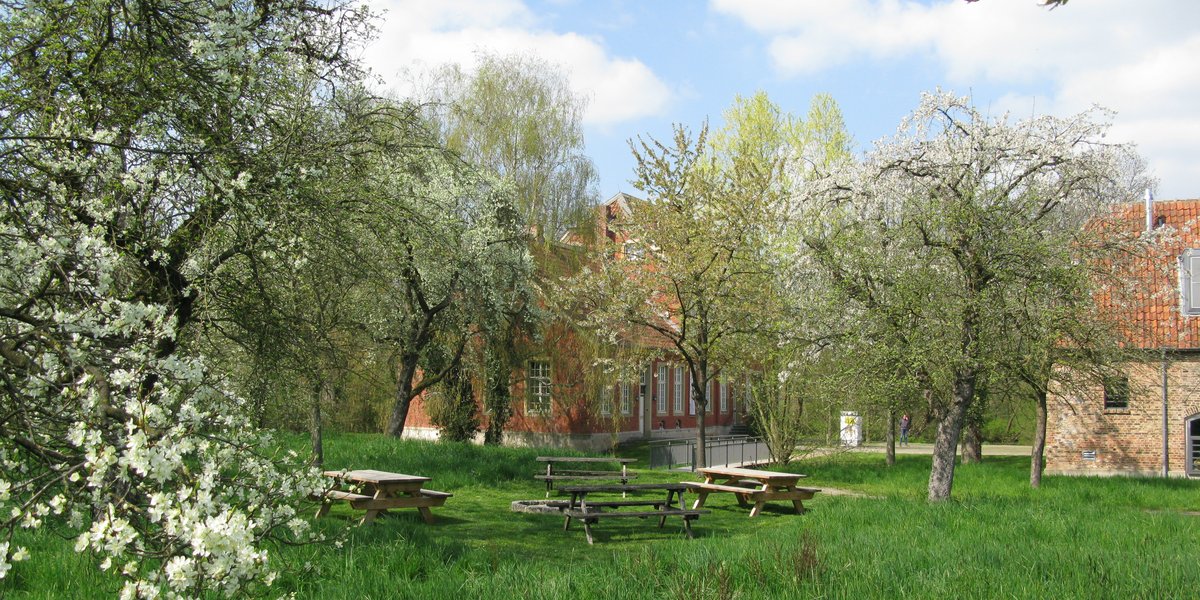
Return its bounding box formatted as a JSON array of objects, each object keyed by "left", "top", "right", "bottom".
[{"left": 1100, "top": 199, "right": 1200, "bottom": 349}]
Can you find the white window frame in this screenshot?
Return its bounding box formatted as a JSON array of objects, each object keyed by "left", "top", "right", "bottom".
[
  {"left": 623, "top": 240, "right": 644, "bottom": 261},
  {"left": 657, "top": 365, "right": 668, "bottom": 414},
  {"left": 1182, "top": 249, "right": 1200, "bottom": 316},
  {"left": 1188, "top": 415, "right": 1200, "bottom": 476},
  {"left": 527, "top": 360, "right": 551, "bottom": 415},
  {"left": 688, "top": 373, "right": 696, "bottom": 415},
  {"left": 720, "top": 382, "right": 728, "bottom": 413},
  {"left": 674, "top": 366, "right": 684, "bottom": 414},
  {"left": 600, "top": 384, "right": 612, "bottom": 415},
  {"left": 620, "top": 382, "right": 632, "bottom": 415}
]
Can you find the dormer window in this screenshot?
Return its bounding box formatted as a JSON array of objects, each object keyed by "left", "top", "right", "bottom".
[
  {"left": 1180, "top": 249, "right": 1200, "bottom": 316},
  {"left": 624, "top": 241, "right": 643, "bottom": 260}
]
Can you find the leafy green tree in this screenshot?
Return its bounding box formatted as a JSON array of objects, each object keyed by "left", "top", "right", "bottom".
[
  {"left": 562, "top": 119, "right": 784, "bottom": 467},
  {"left": 416, "top": 53, "right": 575, "bottom": 439},
  {"left": 420, "top": 52, "right": 599, "bottom": 239},
  {"left": 359, "top": 140, "right": 530, "bottom": 439}
]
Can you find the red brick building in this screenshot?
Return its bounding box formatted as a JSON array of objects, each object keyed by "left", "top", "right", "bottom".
[
  {"left": 1046, "top": 199, "right": 1200, "bottom": 476},
  {"left": 402, "top": 193, "right": 742, "bottom": 450}
]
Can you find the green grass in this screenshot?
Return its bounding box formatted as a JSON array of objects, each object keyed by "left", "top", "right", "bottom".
[{"left": 4, "top": 433, "right": 1200, "bottom": 599}]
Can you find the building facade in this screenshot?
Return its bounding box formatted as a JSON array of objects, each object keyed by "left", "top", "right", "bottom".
[
  {"left": 402, "top": 193, "right": 742, "bottom": 450},
  {"left": 1046, "top": 199, "right": 1200, "bottom": 476}
]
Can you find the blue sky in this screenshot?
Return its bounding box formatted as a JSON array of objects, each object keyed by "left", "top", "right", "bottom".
[{"left": 362, "top": 0, "right": 1200, "bottom": 200}]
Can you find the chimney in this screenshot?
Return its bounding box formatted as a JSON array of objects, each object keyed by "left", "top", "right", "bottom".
[{"left": 1144, "top": 188, "right": 1154, "bottom": 233}]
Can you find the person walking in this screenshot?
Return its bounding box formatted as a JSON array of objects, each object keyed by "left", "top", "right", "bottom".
[{"left": 899, "top": 413, "right": 911, "bottom": 447}]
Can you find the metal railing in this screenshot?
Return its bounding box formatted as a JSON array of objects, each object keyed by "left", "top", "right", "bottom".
[{"left": 649, "top": 435, "right": 770, "bottom": 470}]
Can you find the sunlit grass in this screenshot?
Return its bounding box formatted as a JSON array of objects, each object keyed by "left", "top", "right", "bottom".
[{"left": 4, "top": 433, "right": 1199, "bottom": 599}]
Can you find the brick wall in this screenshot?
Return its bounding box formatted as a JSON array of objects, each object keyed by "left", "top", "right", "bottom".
[{"left": 1046, "top": 352, "right": 1200, "bottom": 476}]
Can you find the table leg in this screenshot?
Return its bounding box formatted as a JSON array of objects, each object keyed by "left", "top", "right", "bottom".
[
  {"left": 581, "top": 518, "right": 595, "bottom": 544},
  {"left": 749, "top": 499, "right": 766, "bottom": 518},
  {"left": 691, "top": 491, "right": 709, "bottom": 509},
  {"left": 659, "top": 490, "right": 672, "bottom": 528},
  {"left": 362, "top": 509, "right": 381, "bottom": 525},
  {"left": 784, "top": 485, "right": 806, "bottom": 514},
  {"left": 682, "top": 516, "right": 695, "bottom": 539},
  {"left": 417, "top": 506, "right": 435, "bottom": 524},
  {"left": 315, "top": 502, "right": 331, "bottom": 518},
  {"left": 564, "top": 492, "right": 581, "bottom": 531}
]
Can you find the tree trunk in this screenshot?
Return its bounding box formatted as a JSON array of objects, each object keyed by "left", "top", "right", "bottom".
[
  {"left": 928, "top": 369, "right": 977, "bottom": 501},
  {"left": 484, "top": 380, "right": 511, "bottom": 446},
  {"left": 695, "top": 385, "right": 707, "bottom": 469},
  {"left": 961, "top": 381, "right": 987, "bottom": 463},
  {"left": 311, "top": 380, "right": 331, "bottom": 467},
  {"left": 885, "top": 408, "right": 896, "bottom": 467},
  {"left": 1031, "top": 386, "right": 1048, "bottom": 488},
  {"left": 386, "top": 358, "right": 420, "bottom": 438},
  {"left": 960, "top": 420, "right": 983, "bottom": 464}
]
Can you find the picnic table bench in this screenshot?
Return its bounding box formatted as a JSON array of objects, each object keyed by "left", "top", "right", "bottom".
[
  {"left": 535, "top": 456, "right": 637, "bottom": 497},
  {"left": 686, "top": 466, "right": 818, "bottom": 517},
  {"left": 317, "top": 469, "right": 452, "bottom": 525},
  {"left": 558, "top": 483, "right": 708, "bottom": 544}
]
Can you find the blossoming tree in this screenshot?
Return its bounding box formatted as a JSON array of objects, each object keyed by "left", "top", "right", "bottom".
[
  {"left": 0, "top": 0, "right": 371, "bottom": 595},
  {"left": 803, "top": 91, "right": 1144, "bottom": 501}
]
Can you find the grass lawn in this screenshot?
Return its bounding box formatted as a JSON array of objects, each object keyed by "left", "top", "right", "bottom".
[{"left": 4, "top": 432, "right": 1200, "bottom": 599}]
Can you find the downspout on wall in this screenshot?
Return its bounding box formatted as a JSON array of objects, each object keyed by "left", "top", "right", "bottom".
[
  {"left": 1145, "top": 189, "right": 1170, "bottom": 478},
  {"left": 1162, "top": 349, "right": 1169, "bottom": 477}
]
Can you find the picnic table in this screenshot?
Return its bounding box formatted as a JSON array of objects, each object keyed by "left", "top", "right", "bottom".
[
  {"left": 686, "top": 465, "right": 818, "bottom": 517},
  {"left": 557, "top": 483, "right": 708, "bottom": 544},
  {"left": 317, "top": 469, "right": 451, "bottom": 525},
  {"left": 535, "top": 456, "right": 637, "bottom": 497}
]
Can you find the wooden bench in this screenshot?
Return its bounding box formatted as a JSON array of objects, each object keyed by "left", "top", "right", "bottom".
[
  {"left": 535, "top": 456, "right": 637, "bottom": 497},
  {"left": 562, "top": 509, "right": 709, "bottom": 544}
]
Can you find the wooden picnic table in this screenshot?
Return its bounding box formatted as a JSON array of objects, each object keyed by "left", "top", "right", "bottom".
[
  {"left": 535, "top": 456, "right": 637, "bottom": 497},
  {"left": 686, "top": 466, "right": 817, "bottom": 517},
  {"left": 317, "top": 469, "right": 451, "bottom": 525},
  {"left": 557, "top": 483, "right": 707, "bottom": 544}
]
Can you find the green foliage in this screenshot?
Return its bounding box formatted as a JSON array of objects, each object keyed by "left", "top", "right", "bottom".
[
  {"left": 419, "top": 52, "right": 599, "bottom": 239},
  {"left": 428, "top": 366, "right": 482, "bottom": 443}
]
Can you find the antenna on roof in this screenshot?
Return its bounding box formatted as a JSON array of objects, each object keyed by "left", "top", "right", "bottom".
[{"left": 1144, "top": 188, "right": 1154, "bottom": 233}]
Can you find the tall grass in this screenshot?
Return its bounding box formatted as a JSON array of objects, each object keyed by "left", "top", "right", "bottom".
[{"left": 4, "top": 433, "right": 1199, "bottom": 599}]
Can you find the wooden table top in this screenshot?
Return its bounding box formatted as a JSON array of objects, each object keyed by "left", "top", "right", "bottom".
[
  {"left": 696, "top": 466, "right": 806, "bottom": 482},
  {"left": 536, "top": 456, "right": 637, "bottom": 464},
  {"left": 323, "top": 469, "right": 430, "bottom": 485}
]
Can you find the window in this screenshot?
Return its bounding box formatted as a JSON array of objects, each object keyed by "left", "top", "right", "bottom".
[
  {"left": 623, "top": 241, "right": 643, "bottom": 260},
  {"left": 720, "top": 382, "right": 728, "bottom": 413},
  {"left": 620, "top": 382, "right": 632, "bottom": 415},
  {"left": 657, "top": 365, "right": 668, "bottom": 414},
  {"left": 1189, "top": 416, "right": 1200, "bottom": 475},
  {"left": 600, "top": 385, "right": 612, "bottom": 416},
  {"left": 674, "top": 367, "right": 684, "bottom": 414},
  {"left": 1182, "top": 249, "right": 1200, "bottom": 315},
  {"left": 689, "top": 374, "right": 696, "bottom": 415},
  {"left": 1103, "top": 374, "right": 1129, "bottom": 410},
  {"left": 527, "top": 360, "right": 551, "bottom": 414}
]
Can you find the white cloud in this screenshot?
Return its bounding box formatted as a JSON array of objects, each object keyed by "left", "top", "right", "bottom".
[
  {"left": 360, "top": 0, "right": 672, "bottom": 127},
  {"left": 712, "top": 0, "right": 1200, "bottom": 197}
]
